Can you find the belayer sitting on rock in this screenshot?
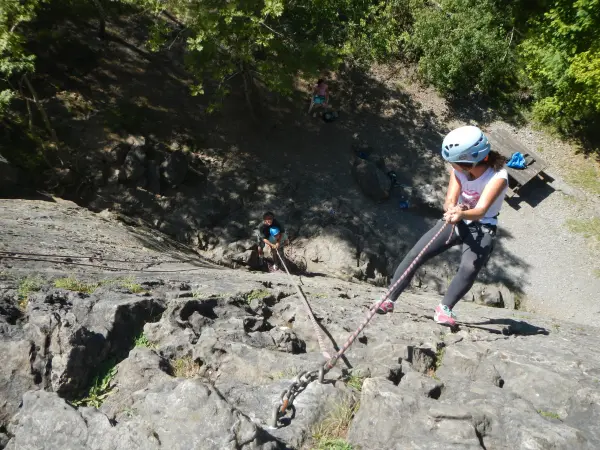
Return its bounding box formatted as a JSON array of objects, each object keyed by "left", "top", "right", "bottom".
[
  {"left": 376, "top": 126, "right": 509, "bottom": 326},
  {"left": 257, "top": 211, "right": 289, "bottom": 271}
]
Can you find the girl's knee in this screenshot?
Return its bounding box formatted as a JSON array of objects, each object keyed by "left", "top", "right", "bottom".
[{"left": 457, "top": 261, "right": 480, "bottom": 280}]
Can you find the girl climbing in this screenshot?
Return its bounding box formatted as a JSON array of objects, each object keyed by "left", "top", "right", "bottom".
[{"left": 377, "top": 126, "right": 509, "bottom": 326}]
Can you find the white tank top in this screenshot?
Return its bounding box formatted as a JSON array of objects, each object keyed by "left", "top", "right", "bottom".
[{"left": 454, "top": 167, "right": 508, "bottom": 225}]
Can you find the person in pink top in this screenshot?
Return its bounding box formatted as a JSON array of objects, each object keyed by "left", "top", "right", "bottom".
[
  {"left": 309, "top": 79, "right": 330, "bottom": 114},
  {"left": 313, "top": 79, "right": 329, "bottom": 104}
]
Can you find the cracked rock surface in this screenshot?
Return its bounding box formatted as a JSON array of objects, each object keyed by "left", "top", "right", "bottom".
[{"left": 1, "top": 199, "right": 599, "bottom": 449}]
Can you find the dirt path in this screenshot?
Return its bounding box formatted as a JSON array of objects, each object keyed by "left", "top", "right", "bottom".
[{"left": 480, "top": 123, "right": 600, "bottom": 325}]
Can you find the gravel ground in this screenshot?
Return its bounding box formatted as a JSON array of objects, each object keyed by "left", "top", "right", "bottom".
[{"left": 486, "top": 123, "right": 600, "bottom": 325}]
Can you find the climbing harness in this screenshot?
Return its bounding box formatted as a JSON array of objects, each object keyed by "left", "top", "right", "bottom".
[{"left": 270, "top": 222, "right": 450, "bottom": 428}]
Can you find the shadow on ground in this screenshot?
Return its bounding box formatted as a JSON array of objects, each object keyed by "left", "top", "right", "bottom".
[
  {"left": 460, "top": 318, "right": 550, "bottom": 336},
  {"left": 505, "top": 176, "right": 557, "bottom": 211}
]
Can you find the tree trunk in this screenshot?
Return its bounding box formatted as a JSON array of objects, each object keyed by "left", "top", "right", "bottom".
[
  {"left": 23, "top": 75, "right": 58, "bottom": 143},
  {"left": 90, "top": 0, "right": 106, "bottom": 39},
  {"left": 241, "top": 64, "right": 257, "bottom": 122},
  {"left": 162, "top": 11, "right": 186, "bottom": 29},
  {"left": 25, "top": 98, "right": 33, "bottom": 130},
  {"left": 502, "top": 27, "right": 515, "bottom": 62},
  {"left": 19, "top": 80, "right": 34, "bottom": 130}
]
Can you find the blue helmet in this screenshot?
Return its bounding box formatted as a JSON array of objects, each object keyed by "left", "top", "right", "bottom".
[
  {"left": 269, "top": 227, "right": 280, "bottom": 237},
  {"left": 441, "top": 126, "right": 490, "bottom": 165}
]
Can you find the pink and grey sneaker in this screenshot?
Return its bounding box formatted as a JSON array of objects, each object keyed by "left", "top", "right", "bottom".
[
  {"left": 434, "top": 304, "right": 457, "bottom": 326},
  {"left": 375, "top": 299, "right": 394, "bottom": 314}
]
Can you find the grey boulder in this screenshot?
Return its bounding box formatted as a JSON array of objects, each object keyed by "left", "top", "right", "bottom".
[{"left": 352, "top": 159, "right": 392, "bottom": 201}]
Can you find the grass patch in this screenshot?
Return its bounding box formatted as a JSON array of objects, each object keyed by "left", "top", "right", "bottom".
[
  {"left": 134, "top": 332, "right": 156, "bottom": 349},
  {"left": 268, "top": 366, "right": 301, "bottom": 380},
  {"left": 435, "top": 346, "right": 445, "bottom": 371},
  {"left": 427, "top": 346, "right": 445, "bottom": 379},
  {"left": 171, "top": 356, "right": 202, "bottom": 378},
  {"left": 314, "top": 439, "right": 354, "bottom": 450},
  {"left": 56, "top": 90, "right": 96, "bottom": 120},
  {"left": 345, "top": 375, "right": 366, "bottom": 392},
  {"left": 513, "top": 293, "right": 523, "bottom": 310},
  {"left": 246, "top": 289, "right": 271, "bottom": 303},
  {"left": 54, "top": 276, "right": 101, "bottom": 294},
  {"left": 311, "top": 400, "right": 358, "bottom": 450},
  {"left": 594, "top": 269, "right": 600, "bottom": 279},
  {"left": 537, "top": 410, "right": 561, "bottom": 420},
  {"left": 73, "top": 364, "right": 117, "bottom": 408},
  {"left": 566, "top": 217, "right": 600, "bottom": 247},
  {"left": 116, "top": 276, "right": 144, "bottom": 293},
  {"left": 53, "top": 276, "right": 145, "bottom": 294},
  {"left": 17, "top": 276, "right": 44, "bottom": 309},
  {"left": 566, "top": 164, "right": 600, "bottom": 196}
]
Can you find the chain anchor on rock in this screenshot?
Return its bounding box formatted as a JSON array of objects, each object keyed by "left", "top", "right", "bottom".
[{"left": 269, "top": 370, "right": 319, "bottom": 428}]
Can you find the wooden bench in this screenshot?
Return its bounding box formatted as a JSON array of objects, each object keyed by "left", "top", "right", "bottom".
[{"left": 486, "top": 129, "right": 554, "bottom": 198}]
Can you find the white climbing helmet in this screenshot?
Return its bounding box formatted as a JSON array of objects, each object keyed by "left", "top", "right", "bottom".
[{"left": 441, "top": 126, "right": 490, "bottom": 165}]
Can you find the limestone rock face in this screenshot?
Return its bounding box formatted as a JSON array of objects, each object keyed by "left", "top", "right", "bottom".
[{"left": 1, "top": 198, "right": 599, "bottom": 449}]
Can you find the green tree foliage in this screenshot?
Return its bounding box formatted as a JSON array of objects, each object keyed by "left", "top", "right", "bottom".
[
  {"left": 0, "top": 0, "right": 41, "bottom": 116},
  {"left": 519, "top": 0, "right": 600, "bottom": 133},
  {"left": 409, "top": 0, "right": 517, "bottom": 96},
  {"left": 124, "top": 0, "right": 350, "bottom": 105},
  {"left": 123, "top": 0, "right": 415, "bottom": 108},
  {"left": 2, "top": 0, "right": 600, "bottom": 148},
  {"left": 342, "top": 0, "right": 413, "bottom": 66}
]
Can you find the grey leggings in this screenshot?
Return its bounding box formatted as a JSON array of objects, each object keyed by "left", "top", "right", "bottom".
[{"left": 388, "top": 220, "right": 496, "bottom": 309}]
